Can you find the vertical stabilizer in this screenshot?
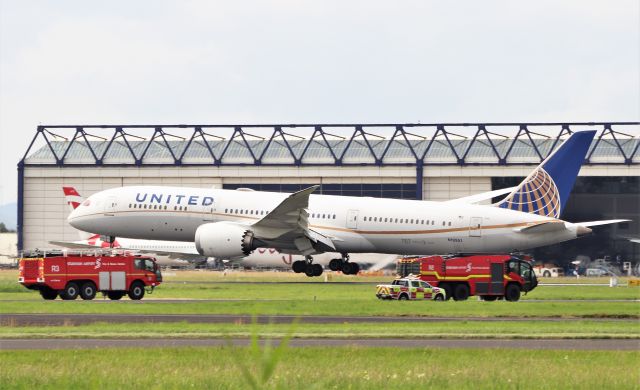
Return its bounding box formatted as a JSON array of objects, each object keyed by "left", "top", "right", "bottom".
[
  {"left": 62, "top": 187, "right": 93, "bottom": 240},
  {"left": 496, "top": 130, "right": 596, "bottom": 218}
]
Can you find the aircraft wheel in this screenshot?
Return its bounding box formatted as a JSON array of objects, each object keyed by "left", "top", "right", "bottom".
[
  {"left": 328, "top": 259, "right": 342, "bottom": 271},
  {"left": 304, "top": 265, "right": 316, "bottom": 277},
  {"left": 312, "top": 264, "right": 323, "bottom": 277},
  {"left": 350, "top": 263, "right": 360, "bottom": 275},
  {"left": 341, "top": 262, "right": 354, "bottom": 275},
  {"left": 292, "top": 260, "right": 306, "bottom": 273}
]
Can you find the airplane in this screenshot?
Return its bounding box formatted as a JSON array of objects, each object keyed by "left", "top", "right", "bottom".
[
  {"left": 68, "top": 130, "right": 629, "bottom": 277},
  {"left": 57, "top": 187, "right": 399, "bottom": 272}
]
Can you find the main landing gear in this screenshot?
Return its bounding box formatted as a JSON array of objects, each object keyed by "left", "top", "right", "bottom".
[
  {"left": 292, "top": 256, "right": 323, "bottom": 277},
  {"left": 328, "top": 254, "right": 360, "bottom": 275}
]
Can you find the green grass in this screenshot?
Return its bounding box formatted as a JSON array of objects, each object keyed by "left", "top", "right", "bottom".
[
  {"left": 3, "top": 270, "right": 639, "bottom": 318},
  {"left": 1, "top": 347, "right": 638, "bottom": 389},
  {"left": 1, "top": 320, "right": 638, "bottom": 340}
]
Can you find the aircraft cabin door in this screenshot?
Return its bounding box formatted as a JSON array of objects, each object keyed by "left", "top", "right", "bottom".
[
  {"left": 203, "top": 200, "right": 215, "bottom": 222},
  {"left": 104, "top": 196, "right": 117, "bottom": 216},
  {"left": 347, "top": 210, "right": 359, "bottom": 229},
  {"left": 469, "top": 217, "right": 482, "bottom": 237}
]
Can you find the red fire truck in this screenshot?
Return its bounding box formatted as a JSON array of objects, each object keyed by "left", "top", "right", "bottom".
[
  {"left": 18, "top": 250, "right": 162, "bottom": 300},
  {"left": 396, "top": 254, "right": 538, "bottom": 302}
]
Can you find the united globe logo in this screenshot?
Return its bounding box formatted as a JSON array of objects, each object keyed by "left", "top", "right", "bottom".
[{"left": 498, "top": 168, "right": 561, "bottom": 218}]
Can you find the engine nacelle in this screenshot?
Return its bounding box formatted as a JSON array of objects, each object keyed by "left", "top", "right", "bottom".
[{"left": 194, "top": 222, "right": 262, "bottom": 259}]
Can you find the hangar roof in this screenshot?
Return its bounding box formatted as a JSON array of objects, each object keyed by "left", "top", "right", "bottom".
[{"left": 21, "top": 123, "right": 640, "bottom": 166}]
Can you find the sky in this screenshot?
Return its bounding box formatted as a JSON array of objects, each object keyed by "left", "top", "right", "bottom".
[{"left": 0, "top": 0, "right": 638, "bottom": 206}]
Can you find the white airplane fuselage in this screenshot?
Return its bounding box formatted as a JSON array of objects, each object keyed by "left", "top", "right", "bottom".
[{"left": 68, "top": 186, "right": 583, "bottom": 255}]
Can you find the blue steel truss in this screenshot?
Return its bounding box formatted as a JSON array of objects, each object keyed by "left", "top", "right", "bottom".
[{"left": 19, "top": 122, "right": 640, "bottom": 167}]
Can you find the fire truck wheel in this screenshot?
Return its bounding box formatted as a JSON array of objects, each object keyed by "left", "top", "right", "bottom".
[
  {"left": 440, "top": 284, "right": 453, "bottom": 300},
  {"left": 39, "top": 287, "right": 58, "bottom": 300},
  {"left": 505, "top": 284, "right": 521, "bottom": 302},
  {"left": 60, "top": 282, "right": 80, "bottom": 300},
  {"left": 543, "top": 270, "right": 551, "bottom": 277},
  {"left": 434, "top": 294, "right": 445, "bottom": 301},
  {"left": 398, "top": 293, "right": 409, "bottom": 300},
  {"left": 107, "top": 291, "right": 124, "bottom": 300},
  {"left": 292, "top": 260, "right": 306, "bottom": 273},
  {"left": 328, "top": 259, "right": 342, "bottom": 271},
  {"left": 128, "top": 282, "right": 145, "bottom": 300},
  {"left": 453, "top": 284, "right": 470, "bottom": 301},
  {"left": 80, "top": 282, "right": 97, "bottom": 300}
]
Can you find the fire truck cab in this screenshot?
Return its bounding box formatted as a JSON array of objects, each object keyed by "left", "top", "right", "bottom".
[
  {"left": 397, "top": 254, "right": 538, "bottom": 302},
  {"left": 18, "top": 250, "right": 162, "bottom": 300}
]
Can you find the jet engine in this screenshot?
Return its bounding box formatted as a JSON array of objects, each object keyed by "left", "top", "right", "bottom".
[{"left": 194, "top": 221, "right": 265, "bottom": 258}]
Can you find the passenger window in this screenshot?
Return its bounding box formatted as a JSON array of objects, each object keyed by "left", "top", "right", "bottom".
[
  {"left": 134, "top": 259, "right": 145, "bottom": 270},
  {"left": 411, "top": 281, "right": 420, "bottom": 288},
  {"left": 421, "top": 281, "right": 430, "bottom": 288}
]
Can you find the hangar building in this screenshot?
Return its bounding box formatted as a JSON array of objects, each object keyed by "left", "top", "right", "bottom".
[{"left": 18, "top": 122, "right": 640, "bottom": 264}]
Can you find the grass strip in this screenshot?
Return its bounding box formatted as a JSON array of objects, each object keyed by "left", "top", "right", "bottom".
[{"left": 1, "top": 346, "right": 638, "bottom": 389}]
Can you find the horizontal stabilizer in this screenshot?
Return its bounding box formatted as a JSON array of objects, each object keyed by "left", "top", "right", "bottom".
[
  {"left": 446, "top": 187, "right": 517, "bottom": 204},
  {"left": 576, "top": 219, "right": 631, "bottom": 227},
  {"left": 515, "top": 221, "right": 566, "bottom": 234}
]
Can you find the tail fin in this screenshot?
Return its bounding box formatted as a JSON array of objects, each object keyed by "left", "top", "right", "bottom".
[
  {"left": 63, "top": 186, "right": 84, "bottom": 211},
  {"left": 62, "top": 186, "right": 93, "bottom": 240},
  {"left": 496, "top": 130, "right": 596, "bottom": 218}
]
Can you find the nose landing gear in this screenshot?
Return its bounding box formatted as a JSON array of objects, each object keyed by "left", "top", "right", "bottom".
[
  {"left": 292, "top": 256, "right": 323, "bottom": 277},
  {"left": 328, "top": 254, "right": 360, "bottom": 275}
]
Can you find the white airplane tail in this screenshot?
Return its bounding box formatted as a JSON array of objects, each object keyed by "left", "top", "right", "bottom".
[{"left": 62, "top": 186, "right": 93, "bottom": 241}]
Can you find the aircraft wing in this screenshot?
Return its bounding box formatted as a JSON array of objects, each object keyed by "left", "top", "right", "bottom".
[
  {"left": 49, "top": 240, "right": 99, "bottom": 249},
  {"left": 117, "top": 247, "right": 204, "bottom": 261},
  {"left": 446, "top": 187, "right": 517, "bottom": 204},
  {"left": 251, "top": 185, "right": 335, "bottom": 255}
]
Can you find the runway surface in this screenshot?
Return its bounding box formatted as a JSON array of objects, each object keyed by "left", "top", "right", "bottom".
[
  {"left": 2, "top": 313, "right": 635, "bottom": 326},
  {"left": 2, "top": 338, "right": 637, "bottom": 350}
]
